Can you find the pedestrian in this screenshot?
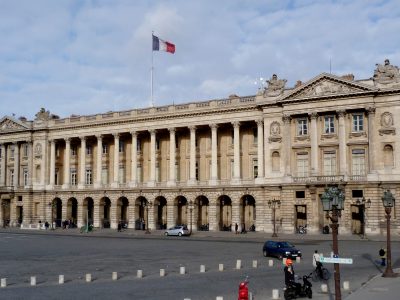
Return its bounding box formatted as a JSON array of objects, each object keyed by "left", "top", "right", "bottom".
[
  {"left": 241, "top": 223, "right": 246, "bottom": 234},
  {"left": 235, "top": 223, "right": 238, "bottom": 234},
  {"left": 117, "top": 222, "right": 122, "bottom": 232},
  {"left": 313, "top": 250, "right": 323, "bottom": 278},
  {"left": 379, "top": 247, "right": 386, "bottom": 266},
  {"left": 44, "top": 221, "right": 49, "bottom": 230}
]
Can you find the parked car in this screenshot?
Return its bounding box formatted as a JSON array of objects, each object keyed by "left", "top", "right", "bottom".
[
  {"left": 164, "top": 225, "right": 190, "bottom": 236},
  {"left": 262, "top": 240, "right": 302, "bottom": 259}
]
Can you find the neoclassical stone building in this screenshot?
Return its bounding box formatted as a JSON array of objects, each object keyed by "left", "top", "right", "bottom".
[{"left": 1, "top": 59, "right": 399, "bottom": 235}]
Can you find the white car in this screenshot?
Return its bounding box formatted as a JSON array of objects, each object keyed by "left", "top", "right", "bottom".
[{"left": 165, "top": 225, "right": 190, "bottom": 236}]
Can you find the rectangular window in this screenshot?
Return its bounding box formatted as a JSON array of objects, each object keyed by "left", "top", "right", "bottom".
[
  {"left": 253, "top": 128, "right": 258, "bottom": 144},
  {"left": 71, "top": 146, "right": 77, "bottom": 156},
  {"left": 137, "top": 139, "right": 142, "bottom": 151},
  {"left": 297, "top": 119, "right": 308, "bottom": 136},
  {"left": 323, "top": 152, "right": 336, "bottom": 176},
  {"left": 85, "top": 169, "right": 92, "bottom": 185},
  {"left": 156, "top": 139, "right": 160, "bottom": 150},
  {"left": 86, "top": 145, "right": 92, "bottom": 155},
  {"left": 297, "top": 154, "right": 309, "bottom": 177},
  {"left": 10, "top": 169, "right": 14, "bottom": 186},
  {"left": 0, "top": 147, "right": 2, "bottom": 158},
  {"left": 71, "top": 169, "right": 77, "bottom": 185},
  {"left": 353, "top": 114, "right": 364, "bottom": 132},
  {"left": 175, "top": 137, "right": 179, "bottom": 149},
  {"left": 195, "top": 161, "right": 199, "bottom": 180},
  {"left": 24, "top": 144, "right": 29, "bottom": 157},
  {"left": 102, "top": 144, "right": 108, "bottom": 154},
  {"left": 23, "top": 168, "right": 28, "bottom": 186},
  {"left": 118, "top": 166, "right": 125, "bottom": 183},
  {"left": 119, "top": 141, "right": 124, "bottom": 153},
  {"left": 296, "top": 191, "right": 305, "bottom": 198},
  {"left": 10, "top": 145, "right": 15, "bottom": 158},
  {"left": 253, "top": 159, "right": 258, "bottom": 178},
  {"left": 324, "top": 116, "right": 335, "bottom": 134},
  {"left": 352, "top": 149, "right": 365, "bottom": 175},
  {"left": 231, "top": 130, "right": 234, "bottom": 145},
  {"left": 101, "top": 168, "right": 108, "bottom": 184},
  {"left": 231, "top": 160, "right": 234, "bottom": 178}
]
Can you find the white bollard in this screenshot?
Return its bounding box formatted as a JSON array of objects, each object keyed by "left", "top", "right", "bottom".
[
  {"left": 137, "top": 270, "right": 143, "bottom": 278},
  {"left": 184, "top": 298, "right": 191, "bottom": 300},
  {"left": 296, "top": 256, "right": 301, "bottom": 263},
  {"left": 219, "top": 263, "right": 224, "bottom": 271},
  {"left": 343, "top": 281, "right": 350, "bottom": 290},
  {"left": 58, "top": 275, "right": 64, "bottom": 284},
  {"left": 236, "top": 259, "right": 242, "bottom": 269},
  {"left": 282, "top": 257, "right": 287, "bottom": 265},
  {"left": 85, "top": 274, "right": 91, "bottom": 282},
  {"left": 272, "top": 289, "right": 280, "bottom": 299},
  {"left": 180, "top": 266, "right": 186, "bottom": 275},
  {"left": 252, "top": 260, "right": 258, "bottom": 268},
  {"left": 268, "top": 259, "right": 274, "bottom": 267},
  {"left": 321, "top": 283, "right": 328, "bottom": 293},
  {"left": 112, "top": 272, "right": 118, "bottom": 281},
  {"left": 216, "top": 297, "right": 223, "bottom": 300},
  {"left": 200, "top": 265, "right": 206, "bottom": 273},
  {"left": 1, "top": 278, "right": 7, "bottom": 288},
  {"left": 30, "top": 276, "right": 36, "bottom": 286},
  {"left": 160, "top": 269, "right": 165, "bottom": 277}
]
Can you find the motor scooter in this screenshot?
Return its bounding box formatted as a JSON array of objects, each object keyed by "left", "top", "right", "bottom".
[{"left": 283, "top": 273, "right": 312, "bottom": 299}]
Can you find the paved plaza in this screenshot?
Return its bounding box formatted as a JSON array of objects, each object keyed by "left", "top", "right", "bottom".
[{"left": 0, "top": 228, "right": 399, "bottom": 299}]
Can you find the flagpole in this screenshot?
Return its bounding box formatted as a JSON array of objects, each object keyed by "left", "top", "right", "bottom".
[{"left": 151, "top": 31, "right": 154, "bottom": 107}]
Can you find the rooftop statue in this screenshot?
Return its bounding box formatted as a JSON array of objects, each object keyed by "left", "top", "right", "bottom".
[
  {"left": 373, "top": 59, "right": 400, "bottom": 84},
  {"left": 34, "top": 108, "right": 59, "bottom": 121},
  {"left": 264, "top": 74, "right": 287, "bottom": 96}
]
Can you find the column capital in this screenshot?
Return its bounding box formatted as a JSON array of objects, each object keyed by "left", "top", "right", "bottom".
[
  {"left": 64, "top": 137, "right": 71, "bottom": 143},
  {"left": 168, "top": 127, "right": 175, "bottom": 134},
  {"left": 210, "top": 123, "right": 218, "bottom": 130},
  {"left": 189, "top": 126, "right": 196, "bottom": 132},
  {"left": 309, "top": 112, "right": 318, "bottom": 120},
  {"left": 130, "top": 131, "right": 137, "bottom": 137},
  {"left": 149, "top": 129, "right": 156, "bottom": 135},
  {"left": 282, "top": 114, "right": 292, "bottom": 124},
  {"left": 336, "top": 109, "right": 346, "bottom": 118},
  {"left": 95, "top": 134, "right": 103, "bottom": 140},
  {"left": 256, "top": 119, "right": 263, "bottom": 127},
  {"left": 231, "top": 121, "right": 240, "bottom": 128},
  {"left": 79, "top": 136, "right": 87, "bottom": 141},
  {"left": 113, "top": 132, "right": 120, "bottom": 138},
  {"left": 48, "top": 139, "right": 56, "bottom": 144},
  {"left": 365, "top": 106, "right": 376, "bottom": 115}
]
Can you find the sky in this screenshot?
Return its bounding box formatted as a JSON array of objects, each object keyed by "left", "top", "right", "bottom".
[{"left": 0, "top": 0, "right": 399, "bottom": 120}]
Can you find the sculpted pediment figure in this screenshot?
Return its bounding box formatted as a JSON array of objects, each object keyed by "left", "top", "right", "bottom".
[
  {"left": 0, "top": 117, "right": 29, "bottom": 132},
  {"left": 373, "top": 59, "right": 400, "bottom": 84},
  {"left": 264, "top": 74, "right": 287, "bottom": 96}
]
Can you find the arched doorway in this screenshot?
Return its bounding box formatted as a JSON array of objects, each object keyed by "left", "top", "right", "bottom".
[
  {"left": 49, "top": 198, "right": 62, "bottom": 228},
  {"left": 100, "top": 197, "right": 111, "bottom": 228},
  {"left": 1, "top": 199, "right": 11, "bottom": 227},
  {"left": 118, "top": 197, "right": 129, "bottom": 228},
  {"left": 196, "top": 196, "right": 209, "bottom": 231},
  {"left": 242, "top": 195, "right": 256, "bottom": 231},
  {"left": 67, "top": 198, "right": 78, "bottom": 227},
  {"left": 83, "top": 198, "right": 94, "bottom": 226},
  {"left": 176, "top": 196, "right": 187, "bottom": 225},
  {"left": 155, "top": 196, "right": 167, "bottom": 229},
  {"left": 135, "top": 197, "right": 148, "bottom": 230},
  {"left": 218, "top": 195, "right": 232, "bottom": 231}
]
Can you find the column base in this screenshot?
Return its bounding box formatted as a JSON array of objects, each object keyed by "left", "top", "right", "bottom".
[
  {"left": 94, "top": 182, "right": 102, "bottom": 189},
  {"left": 77, "top": 184, "right": 85, "bottom": 189},
  {"left": 110, "top": 182, "right": 119, "bottom": 188},
  {"left": 187, "top": 179, "right": 197, "bottom": 186},
  {"left": 147, "top": 181, "right": 156, "bottom": 187},
  {"left": 230, "top": 178, "right": 241, "bottom": 185},
  {"left": 128, "top": 181, "right": 138, "bottom": 188},
  {"left": 167, "top": 180, "right": 176, "bottom": 187},
  {"left": 254, "top": 178, "right": 265, "bottom": 184},
  {"left": 208, "top": 179, "right": 218, "bottom": 186},
  {"left": 62, "top": 184, "right": 70, "bottom": 189},
  {"left": 45, "top": 185, "right": 55, "bottom": 190}
]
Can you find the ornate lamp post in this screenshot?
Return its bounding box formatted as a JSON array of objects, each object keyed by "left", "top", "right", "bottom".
[
  {"left": 321, "top": 186, "right": 345, "bottom": 300},
  {"left": 48, "top": 201, "right": 56, "bottom": 230},
  {"left": 355, "top": 197, "right": 371, "bottom": 239},
  {"left": 145, "top": 200, "right": 153, "bottom": 234},
  {"left": 381, "top": 190, "right": 398, "bottom": 278},
  {"left": 268, "top": 199, "right": 281, "bottom": 237},
  {"left": 188, "top": 200, "right": 194, "bottom": 235}
]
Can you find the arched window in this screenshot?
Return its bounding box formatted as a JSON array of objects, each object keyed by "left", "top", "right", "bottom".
[
  {"left": 383, "top": 145, "right": 394, "bottom": 167},
  {"left": 272, "top": 151, "right": 280, "bottom": 172}
]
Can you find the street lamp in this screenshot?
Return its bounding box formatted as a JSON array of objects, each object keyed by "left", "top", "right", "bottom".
[
  {"left": 145, "top": 200, "right": 152, "bottom": 234},
  {"left": 355, "top": 197, "right": 371, "bottom": 239},
  {"left": 321, "top": 186, "right": 345, "bottom": 300},
  {"left": 381, "top": 190, "right": 398, "bottom": 278},
  {"left": 188, "top": 200, "right": 194, "bottom": 235},
  {"left": 268, "top": 199, "right": 281, "bottom": 237},
  {"left": 48, "top": 201, "right": 56, "bottom": 230}
]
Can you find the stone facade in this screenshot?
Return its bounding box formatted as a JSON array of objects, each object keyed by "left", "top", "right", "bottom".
[{"left": 1, "top": 60, "right": 400, "bottom": 235}]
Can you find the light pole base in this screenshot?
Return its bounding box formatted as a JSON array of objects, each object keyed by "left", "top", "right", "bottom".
[
  {"left": 382, "top": 270, "right": 398, "bottom": 278},
  {"left": 272, "top": 233, "right": 278, "bottom": 237},
  {"left": 145, "top": 230, "right": 151, "bottom": 234}
]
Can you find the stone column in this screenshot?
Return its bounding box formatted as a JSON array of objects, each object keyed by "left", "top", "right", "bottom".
[
  {"left": 27, "top": 141, "right": 33, "bottom": 186},
  {"left": 63, "top": 138, "right": 71, "bottom": 188},
  {"left": 78, "top": 136, "right": 86, "bottom": 189},
  {"left": 148, "top": 130, "right": 156, "bottom": 187},
  {"left": 110, "top": 200, "right": 117, "bottom": 229},
  {"left": 264, "top": 119, "right": 271, "bottom": 178},
  {"left": 310, "top": 112, "right": 319, "bottom": 176},
  {"left": 167, "top": 202, "right": 175, "bottom": 228},
  {"left": 337, "top": 110, "right": 347, "bottom": 177},
  {"left": 283, "top": 115, "right": 292, "bottom": 177},
  {"left": 128, "top": 201, "right": 136, "bottom": 229},
  {"left": 255, "top": 119, "right": 264, "bottom": 183},
  {"left": 232, "top": 121, "right": 241, "bottom": 184},
  {"left": 167, "top": 128, "right": 176, "bottom": 186},
  {"left": 188, "top": 126, "right": 197, "bottom": 185},
  {"left": 209, "top": 124, "right": 218, "bottom": 185},
  {"left": 208, "top": 202, "right": 217, "bottom": 231},
  {"left": 95, "top": 135, "right": 102, "bottom": 188},
  {"left": 130, "top": 131, "right": 137, "bottom": 187},
  {"left": 148, "top": 203, "right": 155, "bottom": 230},
  {"left": 112, "top": 133, "right": 120, "bottom": 188},
  {"left": 13, "top": 142, "right": 19, "bottom": 187},
  {"left": 0, "top": 144, "right": 6, "bottom": 186},
  {"left": 367, "top": 107, "right": 376, "bottom": 173},
  {"left": 49, "top": 140, "right": 56, "bottom": 187}
]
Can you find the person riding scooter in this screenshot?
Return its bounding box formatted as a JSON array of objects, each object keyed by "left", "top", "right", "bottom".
[{"left": 284, "top": 258, "right": 302, "bottom": 293}]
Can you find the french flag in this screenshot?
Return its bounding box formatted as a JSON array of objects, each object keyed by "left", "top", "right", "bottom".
[{"left": 152, "top": 34, "right": 175, "bottom": 54}]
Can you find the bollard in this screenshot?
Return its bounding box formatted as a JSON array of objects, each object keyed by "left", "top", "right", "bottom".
[
  {"left": 219, "top": 264, "right": 224, "bottom": 271},
  {"left": 282, "top": 257, "right": 287, "bottom": 265},
  {"left": 160, "top": 269, "right": 165, "bottom": 277},
  {"left": 200, "top": 265, "right": 206, "bottom": 273},
  {"left": 180, "top": 266, "right": 186, "bottom": 275},
  {"left": 321, "top": 283, "right": 328, "bottom": 293},
  {"left": 112, "top": 272, "right": 118, "bottom": 281},
  {"left": 58, "top": 275, "right": 64, "bottom": 284},
  {"left": 85, "top": 274, "right": 91, "bottom": 282},
  {"left": 343, "top": 281, "right": 350, "bottom": 290},
  {"left": 216, "top": 297, "right": 223, "bottom": 300},
  {"left": 272, "top": 289, "right": 280, "bottom": 299},
  {"left": 296, "top": 256, "right": 301, "bottom": 263},
  {"left": 268, "top": 259, "right": 274, "bottom": 267},
  {"left": 252, "top": 260, "right": 258, "bottom": 268},
  {"left": 1, "top": 278, "right": 7, "bottom": 288},
  {"left": 184, "top": 299, "right": 191, "bottom": 300},
  {"left": 137, "top": 270, "right": 143, "bottom": 278},
  {"left": 236, "top": 259, "right": 242, "bottom": 269},
  {"left": 30, "top": 276, "right": 36, "bottom": 286}
]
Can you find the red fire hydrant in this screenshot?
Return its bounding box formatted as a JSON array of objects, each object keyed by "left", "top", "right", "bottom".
[{"left": 238, "top": 279, "right": 249, "bottom": 300}]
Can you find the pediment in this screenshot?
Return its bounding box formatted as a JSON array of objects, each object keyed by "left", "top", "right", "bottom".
[
  {"left": 279, "top": 73, "right": 376, "bottom": 103},
  {"left": 0, "top": 116, "right": 30, "bottom": 132}
]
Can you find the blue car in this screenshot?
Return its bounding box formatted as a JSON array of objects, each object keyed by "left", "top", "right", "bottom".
[{"left": 262, "top": 240, "right": 302, "bottom": 259}]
